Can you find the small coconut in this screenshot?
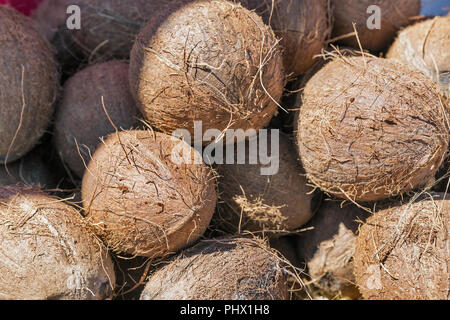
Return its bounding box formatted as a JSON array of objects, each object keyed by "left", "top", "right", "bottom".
[
  {"left": 331, "top": 0, "right": 421, "bottom": 52},
  {"left": 216, "top": 131, "right": 318, "bottom": 234},
  {"left": 297, "top": 55, "right": 449, "bottom": 202},
  {"left": 81, "top": 130, "right": 217, "bottom": 258},
  {"left": 140, "top": 237, "right": 289, "bottom": 300},
  {"left": 0, "top": 186, "right": 116, "bottom": 300},
  {"left": 296, "top": 200, "right": 370, "bottom": 299},
  {"left": 54, "top": 60, "right": 141, "bottom": 178},
  {"left": 129, "top": 0, "right": 285, "bottom": 144},
  {"left": 354, "top": 193, "right": 449, "bottom": 300},
  {"left": 0, "top": 147, "right": 55, "bottom": 187},
  {"left": 239, "top": 0, "right": 331, "bottom": 76},
  {"left": 387, "top": 15, "right": 450, "bottom": 103},
  {"left": 0, "top": 6, "right": 58, "bottom": 164}
]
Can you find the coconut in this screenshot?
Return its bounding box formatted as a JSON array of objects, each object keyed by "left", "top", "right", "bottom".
[
  {"left": 81, "top": 130, "right": 217, "bottom": 258},
  {"left": 297, "top": 55, "right": 449, "bottom": 202},
  {"left": 238, "top": 0, "right": 331, "bottom": 76},
  {"left": 216, "top": 131, "right": 318, "bottom": 234},
  {"left": 387, "top": 15, "right": 450, "bottom": 103},
  {"left": 54, "top": 60, "right": 141, "bottom": 178},
  {"left": 0, "top": 6, "right": 58, "bottom": 164},
  {"left": 296, "top": 200, "right": 370, "bottom": 299},
  {"left": 0, "top": 186, "right": 116, "bottom": 300},
  {"left": 140, "top": 237, "right": 289, "bottom": 300},
  {"left": 0, "top": 147, "right": 55, "bottom": 187},
  {"left": 129, "top": 0, "right": 285, "bottom": 144},
  {"left": 354, "top": 193, "right": 449, "bottom": 300},
  {"left": 331, "top": 0, "right": 421, "bottom": 52}
]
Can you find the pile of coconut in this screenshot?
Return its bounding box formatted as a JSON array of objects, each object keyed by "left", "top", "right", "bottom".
[{"left": 0, "top": 0, "right": 448, "bottom": 300}]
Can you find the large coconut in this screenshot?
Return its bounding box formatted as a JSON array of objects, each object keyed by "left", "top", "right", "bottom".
[
  {"left": 0, "top": 6, "right": 58, "bottom": 164},
  {"left": 354, "top": 193, "right": 449, "bottom": 300},
  {"left": 331, "top": 0, "right": 421, "bottom": 52},
  {"left": 140, "top": 237, "right": 289, "bottom": 300},
  {"left": 238, "top": 0, "right": 331, "bottom": 76},
  {"left": 0, "top": 186, "right": 116, "bottom": 300},
  {"left": 216, "top": 131, "right": 318, "bottom": 234},
  {"left": 82, "top": 130, "right": 217, "bottom": 258},
  {"left": 297, "top": 55, "right": 449, "bottom": 202},
  {"left": 296, "top": 200, "right": 370, "bottom": 299},
  {"left": 54, "top": 60, "right": 141, "bottom": 178},
  {"left": 129, "top": 0, "right": 285, "bottom": 144},
  {"left": 387, "top": 15, "right": 450, "bottom": 103}
]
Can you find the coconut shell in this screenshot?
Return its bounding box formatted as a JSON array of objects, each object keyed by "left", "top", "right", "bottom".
[
  {"left": 387, "top": 15, "right": 450, "bottom": 103},
  {"left": 129, "top": 0, "right": 285, "bottom": 144},
  {"left": 216, "top": 131, "right": 318, "bottom": 234},
  {"left": 297, "top": 56, "right": 449, "bottom": 202},
  {"left": 296, "top": 200, "right": 370, "bottom": 299},
  {"left": 354, "top": 193, "right": 449, "bottom": 300},
  {"left": 54, "top": 60, "right": 141, "bottom": 178},
  {"left": 0, "top": 6, "right": 58, "bottom": 164},
  {"left": 140, "top": 237, "right": 289, "bottom": 300},
  {"left": 81, "top": 130, "right": 217, "bottom": 258},
  {"left": 239, "top": 0, "right": 331, "bottom": 76},
  {"left": 0, "top": 186, "right": 116, "bottom": 300},
  {"left": 331, "top": 0, "right": 421, "bottom": 52}
]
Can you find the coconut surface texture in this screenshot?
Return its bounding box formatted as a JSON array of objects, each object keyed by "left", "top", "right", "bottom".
[
  {"left": 129, "top": 0, "right": 285, "bottom": 144},
  {"left": 140, "top": 238, "right": 289, "bottom": 300},
  {"left": 297, "top": 56, "right": 449, "bottom": 202},
  {"left": 0, "top": 186, "right": 116, "bottom": 300},
  {"left": 82, "top": 130, "right": 217, "bottom": 258},
  {"left": 331, "top": 0, "right": 421, "bottom": 52},
  {"left": 0, "top": 6, "right": 58, "bottom": 164},
  {"left": 387, "top": 15, "right": 450, "bottom": 103},
  {"left": 239, "top": 0, "right": 331, "bottom": 76},
  {"left": 217, "top": 131, "right": 317, "bottom": 234},
  {"left": 54, "top": 60, "right": 141, "bottom": 178},
  {"left": 354, "top": 193, "right": 449, "bottom": 300},
  {"left": 296, "top": 200, "right": 370, "bottom": 299}
]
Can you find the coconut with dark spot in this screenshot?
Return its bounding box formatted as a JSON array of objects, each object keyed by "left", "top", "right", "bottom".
[
  {"left": 140, "top": 238, "right": 289, "bottom": 300},
  {"left": 297, "top": 56, "right": 449, "bottom": 202},
  {"left": 81, "top": 130, "right": 217, "bottom": 258},
  {"left": 0, "top": 6, "right": 58, "bottom": 164}
]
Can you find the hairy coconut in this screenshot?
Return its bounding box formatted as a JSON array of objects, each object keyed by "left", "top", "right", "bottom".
[
  {"left": 82, "top": 130, "right": 217, "bottom": 258},
  {"left": 238, "top": 0, "right": 331, "bottom": 76},
  {"left": 0, "top": 186, "right": 116, "bottom": 300},
  {"left": 140, "top": 237, "right": 289, "bottom": 300},
  {"left": 216, "top": 131, "right": 318, "bottom": 234},
  {"left": 297, "top": 56, "right": 449, "bottom": 202},
  {"left": 0, "top": 6, "right": 58, "bottom": 164},
  {"left": 354, "top": 193, "right": 449, "bottom": 300},
  {"left": 0, "top": 147, "right": 55, "bottom": 187},
  {"left": 331, "top": 0, "right": 421, "bottom": 52},
  {"left": 387, "top": 15, "right": 450, "bottom": 103},
  {"left": 129, "top": 0, "right": 285, "bottom": 144},
  {"left": 54, "top": 60, "right": 141, "bottom": 178},
  {"left": 296, "top": 200, "right": 370, "bottom": 299}
]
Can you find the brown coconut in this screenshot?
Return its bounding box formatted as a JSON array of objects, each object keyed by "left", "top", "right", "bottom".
[
  {"left": 331, "top": 0, "right": 421, "bottom": 52},
  {"left": 129, "top": 0, "right": 285, "bottom": 144},
  {"left": 54, "top": 60, "right": 141, "bottom": 178},
  {"left": 354, "top": 193, "right": 449, "bottom": 300},
  {"left": 387, "top": 15, "right": 450, "bottom": 103},
  {"left": 297, "top": 55, "right": 449, "bottom": 202},
  {"left": 81, "top": 130, "right": 217, "bottom": 258},
  {"left": 140, "top": 237, "right": 289, "bottom": 300},
  {"left": 238, "top": 0, "right": 331, "bottom": 76},
  {"left": 216, "top": 131, "right": 318, "bottom": 234},
  {"left": 0, "top": 147, "right": 55, "bottom": 187},
  {"left": 296, "top": 200, "right": 370, "bottom": 299},
  {"left": 0, "top": 6, "right": 58, "bottom": 164},
  {"left": 0, "top": 186, "right": 116, "bottom": 300}
]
